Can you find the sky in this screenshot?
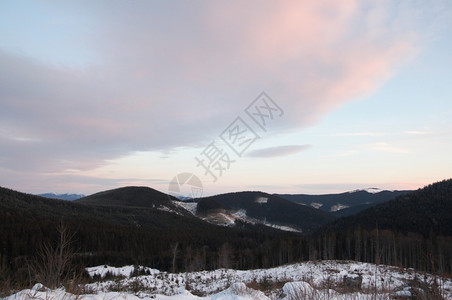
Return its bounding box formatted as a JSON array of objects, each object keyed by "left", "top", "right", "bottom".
[{"left": 0, "top": 1, "right": 451, "bottom": 197}]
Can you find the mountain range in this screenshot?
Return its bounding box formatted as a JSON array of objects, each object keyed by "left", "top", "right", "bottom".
[
  {"left": 39, "top": 188, "right": 412, "bottom": 220},
  {"left": 2, "top": 179, "right": 452, "bottom": 279},
  {"left": 276, "top": 189, "right": 411, "bottom": 217}
]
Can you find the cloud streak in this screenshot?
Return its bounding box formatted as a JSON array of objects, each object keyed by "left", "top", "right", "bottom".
[
  {"left": 247, "top": 145, "right": 311, "bottom": 158},
  {"left": 333, "top": 132, "right": 385, "bottom": 137},
  {"left": 369, "top": 142, "right": 410, "bottom": 154}
]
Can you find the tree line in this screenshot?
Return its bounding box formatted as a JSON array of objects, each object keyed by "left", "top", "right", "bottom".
[{"left": 2, "top": 179, "right": 452, "bottom": 292}]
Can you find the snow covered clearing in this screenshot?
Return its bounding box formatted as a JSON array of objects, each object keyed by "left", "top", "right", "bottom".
[
  {"left": 202, "top": 212, "right": 237, "bottom": 227},
  {"left": 173, "top": 200, "right": 301, "bottom": 233},
  {"left": 201, "top": 209, "right": 302, "bottom": 233},
  {"left": 5, "top": 261, "right": 451, "bottom": 300}
]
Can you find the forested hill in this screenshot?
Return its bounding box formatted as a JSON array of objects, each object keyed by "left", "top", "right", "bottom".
[
  {"left": 76, "top": 186, "right": 174, "bottom": 207},
  {"left": 0, "top": 185, "right": 307, "bottom": 286},
  {"left": 75, "top": 186, "right": 190, "bottom": 216},
  {"left": 197, "top": 191, "right": 334, "bottom": 233},
  {"left": 322, "top": 179, "right": 452, "bottom": 237}
]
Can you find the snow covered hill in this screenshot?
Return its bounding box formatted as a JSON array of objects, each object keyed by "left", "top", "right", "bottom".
[{"left": 6, "top": 261, "right": 452, "bottom": 300}]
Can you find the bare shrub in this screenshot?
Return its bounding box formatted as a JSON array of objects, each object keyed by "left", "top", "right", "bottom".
[
  {"left": 32, "top": 220, "right": 78, "bottom": 289},
  {"left": 408, "top": 275, "right": 445, "bottom": 300},
  {"left": 0, "top": 272, "right": 12, "bottom": 298}
]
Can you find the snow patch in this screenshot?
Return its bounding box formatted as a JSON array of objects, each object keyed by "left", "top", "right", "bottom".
[
  {"left": 154, "top": 290, "right": 204, "bottom": 299},
  {"left": 173, "top": 200, "right": 198, "bottom": 215},
  {"left": 210, "top": 282, "right": 269, "bottom": 300},
  {"left": 157, "top": 205, "right": 173, "bottom": 213},
  {"left": 255, "top": 197, "right": 268, "bottom": 204},
  {"left": 364, "top": 188, "right": 384, "bottom": 194},
  {"left": 330, "top": 203, "right": 350, "bottom": 212},
  {"left": 229, "top": 209, "right": 246, "bottom": 220},
  {"left": 310, "top": 202, "right": 323, "bottom": 209},
  {"left": 394, "top": 288, "right": 412, "bottom": 297},
  {"left": 86, "top": 265, "right": 159, "bottom": 279},
  {"left": 350, "top": 188, "right": 389, "bottom": 194},
  {"left": 263, "top": 222, "right": 302, "bottom": 233},
  {"left": 203, "top": 212, "right": 237, "bottom": 227},
  {"left": 281, "top": 281, "right": 313, "bottom": 299}
]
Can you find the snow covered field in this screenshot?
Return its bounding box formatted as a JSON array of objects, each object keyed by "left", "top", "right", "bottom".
[{"left": 5, "top": 261, "right": 452, "bottom": 300}]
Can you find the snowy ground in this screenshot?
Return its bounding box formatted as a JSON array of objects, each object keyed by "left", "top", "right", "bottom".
[{"left": 5, "top": 261, "right": 452, "bottom": 300}]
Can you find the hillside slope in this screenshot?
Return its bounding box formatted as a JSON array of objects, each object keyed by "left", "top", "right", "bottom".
[
  {"left": 195, "top": 191, "right": 335, "bottom": 233},
  {"left": 75, "top": 186, "right": 189, "bottom": 215},
  {"left": 323, "top": 179, "right": 452, "bottom": 236}
]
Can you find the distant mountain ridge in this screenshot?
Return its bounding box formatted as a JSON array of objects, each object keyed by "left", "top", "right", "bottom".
[
  {"left": 276, "top": 189, "right": 411, "bottom": 217},
  {"left": 39, "top": 193, "right": 85, "bottom": 201}
]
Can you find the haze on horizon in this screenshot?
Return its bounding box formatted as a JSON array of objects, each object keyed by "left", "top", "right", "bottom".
[{"left": 0, "top": 1, "right": 451, "bottom": 196}]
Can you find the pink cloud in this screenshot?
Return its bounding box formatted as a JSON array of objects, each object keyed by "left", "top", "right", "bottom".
[
  {"left": 0, "top": 1, "right": 428, "bottom": 193},
  {"left": 198, "top": 1, "right": 419, "bottom": 126}
]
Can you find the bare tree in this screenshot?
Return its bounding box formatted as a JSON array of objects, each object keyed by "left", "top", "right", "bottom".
[
  {"left": 170, "top": 242, "right": 179, "bottom": 273},
  {"left": 218, "top": 243, "right": 232, "bottom": 269},
  {"left": 33, "top": 220, "right": 76, "bottom": 288}
]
